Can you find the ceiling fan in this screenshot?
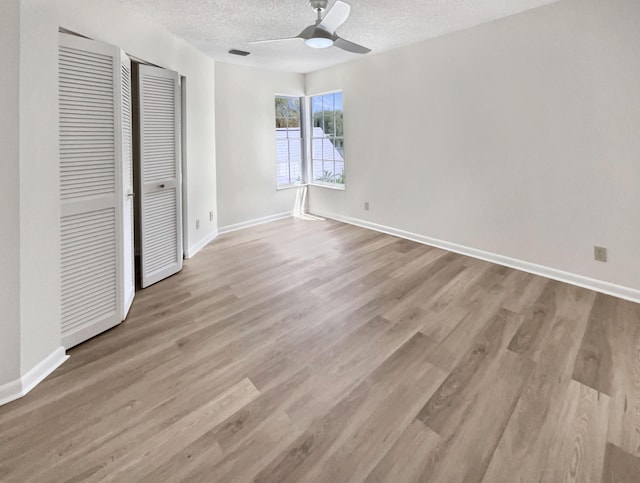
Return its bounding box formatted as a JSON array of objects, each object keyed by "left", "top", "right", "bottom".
[{"left": 250, "top": 0, "right": 371, "bottom": 54}]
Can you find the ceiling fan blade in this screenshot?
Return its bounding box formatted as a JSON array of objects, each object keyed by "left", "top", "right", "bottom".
[
  {"left": 250, "top": 25, "right": 316, "bottom": 44},
  {"left": 297, "top": 25, "right": 317, "bottom": 40},
  {"left": 334, "top": 36, "right": 371, "bottom": 54},
  {"left": 249, "top": 37, "right": 303, "bottom": 44},
  {"left": 318, "top": 0, "right": 351, "bottom": 34}
]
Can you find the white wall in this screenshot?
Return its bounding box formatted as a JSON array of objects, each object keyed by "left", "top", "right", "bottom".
[
  {"left": 215, "top": 62, "right": 305, "bottom": 228},
  {"left": 0, "top": 0, "right": 22, "bottom": 384},
  {"left": 306, "top": 0, "right": 640, "bottom": 295},
  {"left": 12, "top": 0, "right": 217, "bottom": 381}
]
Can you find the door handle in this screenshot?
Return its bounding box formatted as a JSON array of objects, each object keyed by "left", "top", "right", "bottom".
[
  {"left": 159, "top": 184, "right": 165, "bottom": 189},
  {"left": 127, "top": 193, "right": 135, "bottom": 197}
]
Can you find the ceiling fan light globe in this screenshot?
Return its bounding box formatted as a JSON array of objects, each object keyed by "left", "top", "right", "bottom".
[{"left": 305, "top": 37, "right": 334, "bottom": 48}]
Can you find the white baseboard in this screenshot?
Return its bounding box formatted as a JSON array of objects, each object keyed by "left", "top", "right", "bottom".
[
  {"left": 311, "top": 209, "right": 640, "bottom": 304},
  {"left": 218, "top": 211, "right": 293, "bottom": 235},
  {"left": 0, "top": 347, "right": 68, "bottom": 407},
  {"left": 185, "top": 230, "right": 219, "bottom": 259}
]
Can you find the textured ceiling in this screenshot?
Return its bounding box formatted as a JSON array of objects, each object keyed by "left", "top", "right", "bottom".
[{"left": 114, "top": 0, "right": 560, "bottom": 73}]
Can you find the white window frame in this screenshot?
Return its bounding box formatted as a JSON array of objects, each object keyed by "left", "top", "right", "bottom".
[
  {"left": 275, "top": 95, "right": 305, "bottom": 190},
  {"left": 308, "top": 90, "right": 345, "bottom": 190}
]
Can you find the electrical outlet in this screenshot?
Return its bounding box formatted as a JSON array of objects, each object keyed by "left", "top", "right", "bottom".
[
  {"left": 594, "top": 246, "right": 607, "bottom": 262},
  {"left": 209, "top": 211, "right": 214, "bottom": 222},
  {"left": 196, "top": 219, "right": 200, "bottom": 230},
  {"left": 364, "top": 202, "right": 370, "bottom": 211}
]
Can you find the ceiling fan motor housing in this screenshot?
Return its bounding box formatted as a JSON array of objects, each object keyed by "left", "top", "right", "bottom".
[{"left": 309, "top": 0, "right": 329, "bottom": 12}]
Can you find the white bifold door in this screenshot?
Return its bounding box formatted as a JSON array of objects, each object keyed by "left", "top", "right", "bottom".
[
  {"left": 136, "top": 65, "right": 183, "bottom": 288},
  {"left": 58, "top": 33, "right": 135, "bottom": 348}
]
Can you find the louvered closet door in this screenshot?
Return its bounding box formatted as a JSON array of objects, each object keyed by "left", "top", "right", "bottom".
[
  {"left": 120, "top": 52, "right": 135, "bottom": 318},
  {"left": 59, "top": 34, "right": 133, "bottom": 348},
  {"left": 137, "top": 65, "right": 183, "bottom": 288}
]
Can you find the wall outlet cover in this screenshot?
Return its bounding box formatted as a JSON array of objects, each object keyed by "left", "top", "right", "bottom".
[{"left": 594, "top": 246, "right": 607, "bottom": 262}]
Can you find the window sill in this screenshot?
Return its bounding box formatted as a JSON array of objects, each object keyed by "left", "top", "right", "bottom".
[
  {"left": 276, "top": 183, "right": 307, "bottom": 192},
  {"left": 308, "top": 182, "right": 346, "bottom": 191}
]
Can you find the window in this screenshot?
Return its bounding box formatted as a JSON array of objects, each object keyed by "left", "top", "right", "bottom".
[
  {"left": 275, "top": 96, "right": 303, "bottom": 188},
  {"left": 311, "top": 91, "right": 344, "bottom": 187}
]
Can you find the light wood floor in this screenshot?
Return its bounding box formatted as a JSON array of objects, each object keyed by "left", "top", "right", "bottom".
[{"left": 1, "top": 217, "right": 640, "bottom": 482}]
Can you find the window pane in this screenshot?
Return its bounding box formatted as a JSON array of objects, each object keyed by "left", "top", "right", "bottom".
[
  {"left": 290, "top": 162, "right": 302, "bottom": 184},
  {"left": 312, "top": 96, "right": 323, "bottom": 134},
  {"left": 321, "top": 168, "right": 335, "bottom": 184},
  {"left": 334, "top": 93, "right": 343, "bottom": 137},
  {"left": 288, "top": 139, "right": 302, "bottom": 161},
  {"left": 320, "top": 138, "right": 334, "bottom": 162},
  {"left": 334, "top": 110, "right": 343, "bottom": 137},
  {"left": 287, "top": 98, "right": 300, "bottom": 129},
  {"left": 276, "top": 97, "right": 300, "bottom": 131},
  {"left": 276, "top": 139, "right": 289, "bottom": 165},
  {"left": 323, "top": 110, "right": 334, "bottom": 137},
  {"left": 313, "top": 95, "right": 327, "bottom": 135},
  {"left": 333, "top": 92, "right": 343, "bottom": 109},
  {"left": 312, "top": 96, "right": 323, "bottom": 116},
  {"left": 322, "top": 94, "right": 333, "bottom": 136},
  {"left": 276, "top": 162, "right": 290, "bottom": 186},
  {"left": 276, "top": 97, "right": 284, "bottom": 111},
  {"left": 311, "top": 137, "right": 322, "bottom": 157},
  {"left": 333, "top": 138, "right": 344, "bottom": 160},
  {"left": 286, "top": 126, "right": 301, "bottom": 139},
  {"left": 275, "top": 97, "right": 287, "bottom": 118},
  {"left": 313, "top": 160, "right": 322, "bottom": 182},
  {"left": 312, "top": 126, "right": 323, "bottom": 139},
  {"left": 322, "top": 93, "right": 334, "bottom": 113},
  {"left": 335, "top": 162, "right": 345, "bottom": 184}
]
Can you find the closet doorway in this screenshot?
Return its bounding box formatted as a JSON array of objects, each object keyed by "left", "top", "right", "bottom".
[{"left": 58, "top": 32, "right": 185, "bottom": 348}]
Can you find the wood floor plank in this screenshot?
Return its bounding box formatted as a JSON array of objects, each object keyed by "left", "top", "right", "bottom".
[
  {"left": 539, "top": 380, "right": 610, "bottom": 483},
  {"left": 302, "top": 364, "right": 445, "bottom": 482},
  {"left": 94, "top": 378, "right": 261, "bottom": 482},
  {"left": 0, "top": 217, "right": 637, "bottom": 481},
  {"left": 606, "top": 299, "right": 640, "bottom": 457},
  {"left": 418, "top": 308, "right": 523, "bottom": 433},
  {"left": 482, "top": 313, "right": 592, "bottom": 483},
  {"left": 14, "top": 367, "right": 258, "bottom": 482},
  {"left": 253, "top": 333, "right": 445, "bottom": 483},
  {"left": 387, "top": 246, "right": 447, "bottom": 279},
  {"left": 207, "top": 368, "right": 313, "bottom": 455},
  {"left": 501, "top": 270, "right": 549, "bottom": 314},
  {"left": 572, "top": 293, "right": 616, "bottom": 395},
  {"left": 283, "top": 313, "right": 435, "bottom": 428},
  {"left": 364, "top": 419, "right": 440, "bottom": 483},
  {"left": 507, "top": 279, "right": 562, "bottom": 356},
  {"left": 184, "top": 409, "right": 303, "bottom": 482},
  {"left": 420, "top": 257, "right": 490, "bottom": 313},
  {"left": 0, "top": 343, "right": 186, "bottom": 464},
  {"left": 420, "top": 263, "right": 511, "bottom": 345},
  {"left": 418, "top": 350, "right": 533, "bottom": 483},
  {"left": 508, "top": 280, "right": 595, "bottom": 360},
  {"left": 138, "top": 432, "right": 224, "bottom": 483},
  {"left": 601, "top": 443, "right": 640, "bottom": 483},
  {"left": 422, "top": 290, "right": 520, "bottom": 372}
]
